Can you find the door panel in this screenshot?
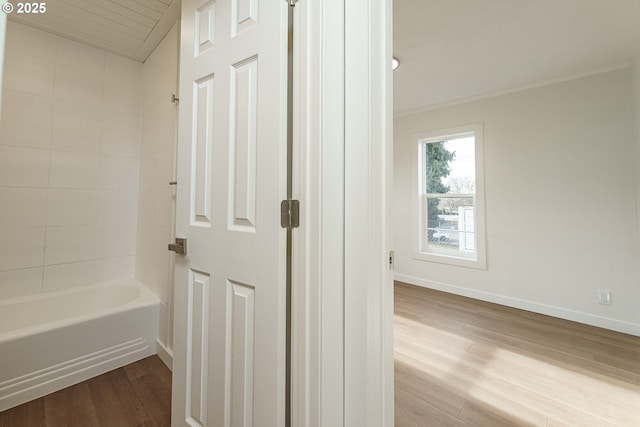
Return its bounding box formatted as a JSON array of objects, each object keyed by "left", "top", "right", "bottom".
[
  {"left": 195, "top": 1, "right": 216, "bottom": 55},
  {"left": 231, "top": 0, "right": 258, "bottom": 35},
  {"left": 229, "top": 280, "right": 255, "bottom": 426},
  {"left": 186, "top": 270, "right": 210, "bottom": 427},
  {"left": 173, "top": 0, "right": 287, "bottom": 426},
  {"left": 229, "top": 56, "right": 258, "bottom": 231},
  {"left": 192, "top": 75, "right": 214, "bottom": 226}
]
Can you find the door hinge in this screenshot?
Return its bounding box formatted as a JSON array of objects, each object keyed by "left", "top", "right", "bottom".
[{"left": 281, "top": 200, "right": 300, "bottom": 229}]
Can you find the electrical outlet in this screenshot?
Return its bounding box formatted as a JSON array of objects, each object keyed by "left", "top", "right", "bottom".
[{"left": 597, "top": 289, "right": 612, "bottom": 306}]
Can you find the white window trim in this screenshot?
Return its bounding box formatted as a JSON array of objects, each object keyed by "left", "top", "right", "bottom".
[{"left": 412, "top": 123, "right": 487, "bottom": 269}]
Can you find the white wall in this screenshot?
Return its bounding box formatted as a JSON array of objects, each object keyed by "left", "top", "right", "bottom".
[
  {"left": 0, "top": 12, "right": 6, "bottom": 116},
  {"left": 0, "top": 22, "right": 142, "bottom": 300},
  {"left": 135, "top": 23, "right": 179, "bottom": 354},
  {"left": 632, "top": 54, "right": 640, "bottom": 245},
  {"left": 394, "top": 69, "right": 640, "bottom": 334}
]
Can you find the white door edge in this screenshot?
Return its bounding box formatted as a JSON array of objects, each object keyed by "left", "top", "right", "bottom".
[
  {"left": 291, "top": 1, "right": 346, "bottom": 426},
  {"left": 344, "top": 0, "right": 394, "bottom": 426},
  {"left": 292, "top": 0, "right": 393, "bottom": 425}
]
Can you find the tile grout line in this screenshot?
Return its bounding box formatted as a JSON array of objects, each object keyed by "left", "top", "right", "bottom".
[{"left": 41, "top": 33, "right": 61, "bottom": 294}]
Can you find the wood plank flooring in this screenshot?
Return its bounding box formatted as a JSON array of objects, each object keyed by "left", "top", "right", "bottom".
[
  {"left": 394, "top": 281, "right": 640, "bottom": 427},
  {"left": 0, "top": 356, "right": 171, "bottom": 427},
  {"left": 2, "top": 286, "right": 638, "bottom": 426}
]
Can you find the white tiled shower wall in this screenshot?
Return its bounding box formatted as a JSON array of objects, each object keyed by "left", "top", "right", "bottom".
[{"left": 0, "top": 22, "right": 142, "bottom": 299}]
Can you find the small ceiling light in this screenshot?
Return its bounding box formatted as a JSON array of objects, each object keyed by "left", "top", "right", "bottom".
[{"left": 392, "top": 57, "right": 400, "bottom": 71}]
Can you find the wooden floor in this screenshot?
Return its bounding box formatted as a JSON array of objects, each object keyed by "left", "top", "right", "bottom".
[
  {"left": 394, "top": 281, "right": 640, "bottom": 427},
  {"left": 2, "top": 288, "right": 639, "bottom": 426},
  {"left": 0, "top": 356, "right": 171, "bottom": 427}
]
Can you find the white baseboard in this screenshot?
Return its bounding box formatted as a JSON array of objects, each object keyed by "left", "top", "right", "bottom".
[
  {"left": 156, "top": 339, "right": 173, "bottom": 371},
  {"left": 394, "top": 273, "right": 640, "bottom": 337},
  {"left": 0, "top": 338, "right": 154, "bottom": 412}
]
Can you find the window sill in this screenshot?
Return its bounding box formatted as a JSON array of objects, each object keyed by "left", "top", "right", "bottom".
[{"left": 413, "top": 250, "right": 487, "bottom": 270}]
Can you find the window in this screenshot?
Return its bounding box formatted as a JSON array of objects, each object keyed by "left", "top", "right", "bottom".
[{"left": 414, "top": 124, "right": 486, "bottom": 269}]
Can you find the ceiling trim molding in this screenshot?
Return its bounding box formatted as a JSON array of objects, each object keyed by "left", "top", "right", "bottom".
[{"left": 394, "top": 63, "right": 632, "bottom": 118}]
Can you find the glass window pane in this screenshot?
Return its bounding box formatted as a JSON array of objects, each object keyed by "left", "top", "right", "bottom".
[
  {"left": 424, "top": 135, "right": 475, "bottom": 194},
  {"left": 424, "top": 141, "right": 453, "bottom": 194},
  {"left": 416, "top": 124, "right": 485, "bottom": 268},
  {"left": 424, "top": 196, "right": 475, "bottom": 258}
]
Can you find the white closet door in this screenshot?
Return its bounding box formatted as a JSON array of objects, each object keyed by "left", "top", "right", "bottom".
[{"left": 171, "top": 0, "right": 288, "bottom": 425}]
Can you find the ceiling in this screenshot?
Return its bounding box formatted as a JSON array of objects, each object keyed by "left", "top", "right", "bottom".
[
  {"left": 394, "top": 0, "right": 640, "bottom": 114},
  {"left": 8, "top": 0, "right": 180, "bottom": 62},
  {"left": 8, "top": 0, "right": 640, "bottom": 105}
]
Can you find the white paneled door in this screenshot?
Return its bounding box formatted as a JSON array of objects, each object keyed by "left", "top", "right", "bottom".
[{"left": 171, "top": 0, "right": 288, "bottom": 426}]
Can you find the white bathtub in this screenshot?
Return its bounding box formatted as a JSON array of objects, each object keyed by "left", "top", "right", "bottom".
[{"left": 0, "top": 278, "right": 159, "bottom": 411}]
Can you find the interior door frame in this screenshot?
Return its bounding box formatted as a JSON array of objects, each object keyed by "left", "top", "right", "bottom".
[
  {"left": 168, "top": 0, "right": 392, "bottom": 423},
  {"left": 292, "top": 0, "right": 394, "bottom": 425},
  {"left": 290, "top": 0, "right": 346, "bottom": 425},
  {"left": 343, "top": 0, "right": 394, "bottom": 425}
]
